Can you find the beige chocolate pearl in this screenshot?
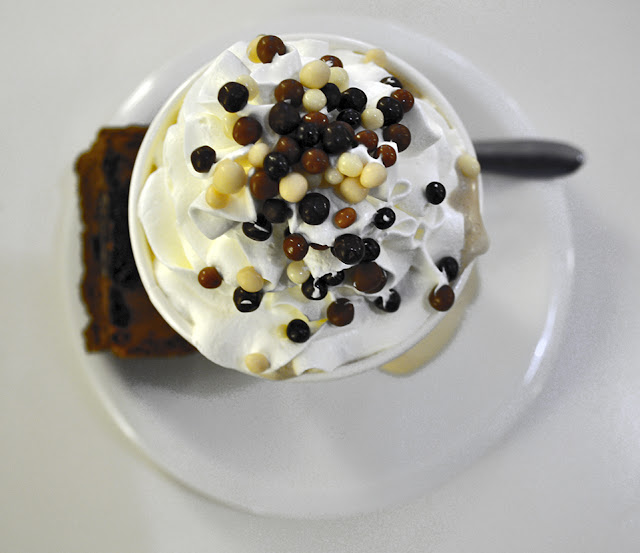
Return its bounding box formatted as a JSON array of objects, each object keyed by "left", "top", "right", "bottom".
[
  {"left": 248, "top": 143, "right": 270, "bottom": 168},
  {"left": 245, "top": 352, "right": 270, "bottom": 374},
  {"left": 360, "top": 162, "right": 387, "bottom": 189},
  {"left": 337, "top": 152, "right": 364, "bottom": 178},
  {"left": 279, "top": 172, "right": 308, "bottom": 203},
  {"left": 302, "top": 89, "right": 327, "bottom": 112},
  {"left": 286, "top": 260, "right": 311, "bottom": 284},
  {"left": 328, "top": 67, "right": 349, "bottom": 92},
  {"left": 363, "top": 48, "right": 387, "bottom": 66},
  {"left": 205, "top": 185, "right": 230, "bottom": 209},
  {"left": 339, "top": 177, "right": 368, "bottom": 203},
  {"left": 361, "top": 108, "right": 384, "bottom": 130},
  {"left": 237, "top": 266, "right": 264, "bottom": 293},
  {"left": 457, "top": 153, "right": 481, "bottom": 178},
  {"left": 212, "top": 159, "right": 246, "bottom": 194},
  {"left": 236, "top": 74, "right": 259, "bottom": 101},
  {"left": 247, "top": 35, "right": 264, "bottom": 63},
  {"left": 299, "top": 60, "right": 331, "bottom": 89},
  {"left": 324, "top": 166, "right": 344, "bottom": 185}
]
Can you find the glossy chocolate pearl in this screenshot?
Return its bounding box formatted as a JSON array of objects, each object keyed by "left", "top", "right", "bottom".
[
  {"left": 263, "top": 151, "right": 290, "bottom": 181},
  {"left": 352, "top": 261, "right": 387, "bottom": 294},
  {"left": 292, "top": 121, "right": 320, "bottom": 147},
  {"left": 374, "top": 207, "right": 395, "bottom": 229},
  {"left": 374, "top": 288, "right": 401, "bottom": 312},
  {"left": 283, "top": 233, "right": 309, "bottom": 261},
  {"left": 320, "top": 270, "right": 345, "bottom": 286},
  {"left": 262, "top": 198, "right": 291, "bottom": 224},
  {"left": 269, "top": 101, "right": 301, "bottom": 135},
  {"left": 373, "top": 144, "right": 397, "bottom": 167},
  {"left": 233, "top": 287, "right": 263, "bottom": 312},
  {"left": 380, "top": 76, "right": 403, "bottom": 88},
  {"left": 382, "top": 123, "right": 411, "bottom": 152},
  {"left": 437, "top": 256, "right": 459, "bottom": 281},
  {"left": 320, "top": 54, "right": 343, "bottom": 68},
  {"left": 339, "top": 87, "right": 367, "bottom": 113},
  {"left": 333, "top": 207, "right": 357, "bottom": 229},
  {"left": 218, "top": 82, "right": 249, "bottom": 113},
  {"left": 376, "top": 96, "right": 404, "bottom": 125},
  {"left": 301, "top": 148, "right": 329, "bottom": 174},
  {"left": 286, "top": 319, "right": 311, "bottom": 343},
  {"left": 274, "top": 78, "right": 304, "bottom": 106},
  {"left": 302, "top": 111, "right": 329, "bottom": 130},
  {"left": 242, "top": 214, "right": 272, "bottom": 241},
  {"left": 190, "top": 145, "right": 216, "bottom": 173},
  {"left": 327, "top": 298, "right": 354, "bottom": 327},
  {"left": 233, "top": 116, "right": 262, "bottom": 145},
  {"left": 274, "top": 136, "right": 302, "bottom": 164},
  {"left": 249, "top": 169, "right": 279, "bottom": 200},
  {"left": 337, "top": 108, "right": 361, "bottom": 129},
  {"left": 298, "top": 193, "right": 330, "bottom": 225},
  {"left": 425, "top": 181, "right": 446, "bottom": 204},
  {"left": 198, "top": 266, "right": 223, "bottom": 289},
  {"left": 355, "top": 130, "right": 378, "bottom": 152},
  {"left": 321, "top": 82, "right": 341, "bottom": 112},
  {"left": 429, "top": 284, "right": 455, "bottom": 311},
  {"left": 362, "top": 238, "right": 380, "bottom": 262},
  {"left": 391, "top": 89, "right": 414, "bottom": 113},
  {"left": 332, "top": 234, "right": 365, "bottom": 265},
  {"left": 322, "top": 121, "right": 354, "bottom": 154},
  {"left": 257, "top": 35, "right": 286, "bottom": 63},
  {"left": 310, "top": 243, "right": 329, "bottom": 251},
  {"left": 301, "top": 275, "right": 328, "bottom": 301}
]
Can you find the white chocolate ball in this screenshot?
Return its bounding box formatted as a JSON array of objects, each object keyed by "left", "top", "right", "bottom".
[
  {"left": 337, "top": 152, "right": 364, "bottom": 178},
  {"left": 248, "top": 143, "right": 270, "bottom": 168},
  {"left": 328, "top": 67, "right": 349, "bottom": 92},
  {"left": 363, "top": 48, "right": 387, "bottom": 67},
  {"left": 279, "top": 172, "right": 308, "bottom": 203},
  {"left": 360, "top": 162, "right": 387, "bottom": 189},
  {"left": 286, "top": 261, "right": 311, "bottom": 284},
  {"left": 212, "top": 159, "right": 246, "bottom": 194},
  {"left": 339, "top": 177, "right": 368, "bottom": 203},
  {"left": 361, "top": 108, "right": 384, "bottom": 130},
  {"left": 237, "top": 266, "right": 264, "bottom": 293},
  {"left": 205, "top": 185, "right": 230, "bottom": 209},
  {"left": 245, "top": 352, "right": 270, "bottom": 374},
  {"left": 323, "top": 166, "right": 344, "bottom": 186},
  {"left": 302, "top": 89, "right": 327, "bottom": 112},
  {"left": 457, "top": 153, "right": 481, "bottom": 178},
  {"left": 299, "top": 60, "right": 331, "bottom": 89}
]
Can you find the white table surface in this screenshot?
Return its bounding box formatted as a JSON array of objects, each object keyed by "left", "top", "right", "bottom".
[{"left": 2, "top": 1, "right": 639, "bottom": 551}]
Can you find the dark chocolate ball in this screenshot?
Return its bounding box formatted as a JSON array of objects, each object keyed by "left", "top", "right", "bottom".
[
  {"left": 263, "top": 151, "right": 290, "bottom": 181},
  {"left": 292, "top": 121, "right": 320, "bottom": 147},
  {"left": 322, "top": 121, "right": 354, "bottom": 154},
  {"left": 336, "top": 108, "right": 361, "bottom": 129},
  {"left": 233, "top": 287, "right": 263, "bottom": 312},
  {"left": 262, "top": 199, "right": 291, "bottom": 224},
  {"left": 320, "top": 82, "right": 341, "bottom": 112},
  {"left": 436, "top": 256, "right": 459, "bottom": 281},
  {"left": 274, "top": 79, "right": 304, "bottom": 106},
  {"left": 382, "top": 123, "right": 411, "bottom": 152},
  {"left": 425, "top": 181, "right": 446, "bottom": 204},
  {"left": 339, "top": 87, "right": 367, "bottom": 113},
  {"left": 286, "top": 319, "right": 311, "bottom": 343},
  {"left": 373, "top": 207, "right": 396, "bottom": 230},
  {"left": 327, "top": 298, "right": 354, "bottom": 327},
  {"left": 374, "top": 288, "right": 401, "bottom": 312},
  {"left": 298, "top": 193, "right": 330, "bottom": 225},
  {"left": 332, "top": 234, "right": 365, "bottom": 265},
  {"left": 218, "top": 82, "right": 249, "bottom": 113},
  {"left": 301, "top": 275, "right": 328, "bottom": 300},
  {"left": 269, "top": 101, "right": 301, "bottom": 135},
  {"left": 242, "top": 214, "right": 272, "bottom": 241},
  {"left": 376, "top": 96, "right": 404, "bottom": 125},
  {"left": 320, "top": 271, "right": 345, "bottom": 286},
  {"left": 380, "top": 76, "right": 403, "bottom": 88},
  {"left": 362, "top": 238, "right": 380, "bottom": 262},
  {"left": 190, "top": 145, "right": 216, "bottom": 173}
]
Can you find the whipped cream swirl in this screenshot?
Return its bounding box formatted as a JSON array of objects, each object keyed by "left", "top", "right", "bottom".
[{"left": 137, "top": 37, "right": 487, "bottom": 378}]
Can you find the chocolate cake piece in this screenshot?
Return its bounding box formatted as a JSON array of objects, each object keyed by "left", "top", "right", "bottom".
[{"left": 76, "top": 126, "right": 194, "bottom": 357}]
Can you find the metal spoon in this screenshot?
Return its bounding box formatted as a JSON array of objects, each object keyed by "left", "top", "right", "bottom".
[{"left": 472, "top": 139, "right": 584, "bottom": 178}]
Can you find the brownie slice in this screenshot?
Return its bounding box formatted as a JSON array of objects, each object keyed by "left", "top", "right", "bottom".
[{"left": 76, "top": 126, "right": 194, "bottom": 357}]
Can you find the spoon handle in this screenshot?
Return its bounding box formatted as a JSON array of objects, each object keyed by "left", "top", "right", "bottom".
[{"left": 472, "top": 139, "right": 585, "bottom": 178}]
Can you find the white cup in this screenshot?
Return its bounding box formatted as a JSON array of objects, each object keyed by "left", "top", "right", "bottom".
[{"left": 129, "top": 34, "right": 484, "bottom": 382}]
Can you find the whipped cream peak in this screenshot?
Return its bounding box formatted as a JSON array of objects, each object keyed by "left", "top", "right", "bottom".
[{"left": 136, "top": 34, "right": 488, "bottom": 379}]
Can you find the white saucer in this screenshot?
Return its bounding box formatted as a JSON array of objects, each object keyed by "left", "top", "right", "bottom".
[{"left": 67, "top": 18, "right": 573, "bottom": 518}]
